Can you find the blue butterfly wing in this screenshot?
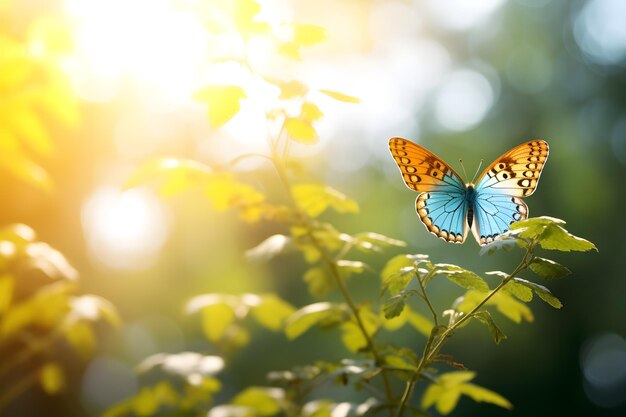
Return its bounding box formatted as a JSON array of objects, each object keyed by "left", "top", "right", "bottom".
[
  {"left": 471, "top": 193, "right": 528, "bottom": 245},
  {"left": 416, "top": 187, "right": 468, "bottom": 243},
  {"left": 389, "top": 138, "right": 469, "bottom": 243},
  {"left": 472, "top": 140, "right": 549, "bottom": 245}
]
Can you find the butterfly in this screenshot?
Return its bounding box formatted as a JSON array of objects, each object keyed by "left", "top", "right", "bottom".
[{"left": 388, "top": 138, "right": 549, "bottom": 246}]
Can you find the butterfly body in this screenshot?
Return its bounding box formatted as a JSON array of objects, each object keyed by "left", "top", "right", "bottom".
[{"left": 389, "top": 138, "right": 548, "bottom": 246}]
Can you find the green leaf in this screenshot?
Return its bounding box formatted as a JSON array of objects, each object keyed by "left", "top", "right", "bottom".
[
  {"left": 512, "top": 278, "right": 563, "bottom": 309},
  {"left": 340, "top": 307, "right": 379, "bottom": 352},
  {"left": 486, "top": 271, "right": 533, "bottom": 302},
  {"left": 529, "top": 257, "right": 571, "bottom": 279},
  {"left": 472, "top": 311, "right": 507, "bottom": 344},
  {"left": 285, "top": 302, "right": 343, "bottom": 339},
  {"left": 538, "top": 224, "right": 597, "bottom": 252},
  {"left": 457, "top": 290, "right": 534, "bottom": 324},
  {"left": 185, "top": 295, "right": 238, "bottom": 342},
  {"left": 510, "top": 217, "right": 597, "bottom": 252},
  {"left": 381, "top": 254, "right": 415, "bottom": 295},
  {"left": 383, "top": 294, "right": 406, "bottom": 319},
  {"left": 319, "top": 89, "right": 360, "bottom": 103},
  {"left": 510, "top": 216, "right": 566, "bottom": 239},
  {"left": 250, "top": 294, "right": 296, "bottom": 331},
  {"left": 232, "top": 387, "right": 284, "bottom": 416},
  {"left": 245, "top": 235, "right": 293, "bottom": 262},
  {"left": 422, "top": 371, "right": 511, "bottom": 415},
  {"left": 193, "top": 85, "right": 246, "bottom": 127},
  {"left": 434, "top": 264, "right": 489, "bottom": 292},
  {"left": 457, "top": 383, "right": 512, "bottom": 410},
  {"left": 292, "top": 184, "right": 359, "bottom": 217},
  {"left": 304, "top": 266, "right": 334, "bottom": 297}
]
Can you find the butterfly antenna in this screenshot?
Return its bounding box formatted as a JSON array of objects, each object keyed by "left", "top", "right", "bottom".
[
  {"left": 471, "top": 159, "right": 484, "bottom": 183},
  {"left": 459, "top": 159, "right": 469, "bottom": 182}
]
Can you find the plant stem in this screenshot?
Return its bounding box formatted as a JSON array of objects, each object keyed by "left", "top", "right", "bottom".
[
  {"left": 395, "top": 246, "right": 534, "bottom": 417},
  {"left": 269, "top": 148, "right": 396, "bottom": 417},
  {"left": 416, "top": 273, "right": 438, "bottom": 326}
]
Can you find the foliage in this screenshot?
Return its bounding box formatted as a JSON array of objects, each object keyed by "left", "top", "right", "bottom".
[
  {"left": 0, "top": 10, "right": 79, "bottom": 191},
  {"left": 0, "top": 224, "right": 119, "bottom": 411},
  {"left": 110, "top": 1, "right": 597, "bottom": 416}
]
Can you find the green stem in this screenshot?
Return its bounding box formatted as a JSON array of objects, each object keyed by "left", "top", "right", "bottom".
[
  {"left": 416, "top": 273, "right": 438, "bottom": 326},
  {"left": 269, "top": 149, "right": 396, "bottom": 417},
  {"left": 395, "top": 246, "right": 535, "bottom": 417}
]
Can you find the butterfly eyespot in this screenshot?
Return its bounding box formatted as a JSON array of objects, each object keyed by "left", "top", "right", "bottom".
[
  {"left": 498, "top": 163, "right": 505, "bottom": 170},
  {"left": 502, "top": 173, "right": 508, "bottom": 179}
]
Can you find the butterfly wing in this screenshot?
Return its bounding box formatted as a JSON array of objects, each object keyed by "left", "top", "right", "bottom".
[
  {"left": 472, "top": 140, "right": 549, "bottom": 245},
  {"left": 389, "top": 137, "right": 468, "bottom": 243}
]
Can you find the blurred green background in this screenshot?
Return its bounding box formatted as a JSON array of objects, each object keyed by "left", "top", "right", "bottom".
[{"left": 2, "top": 0, "right": 625, "bottom": 415}]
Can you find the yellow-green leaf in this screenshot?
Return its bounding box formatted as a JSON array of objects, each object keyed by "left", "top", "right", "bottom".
[
  {"left": 284, "top": 118, "right": 317, "bottom": 143},
  {"left": 250, "top": 294, "right": 296, "bottom": 331},
  {"left": 277, "top": 42, "right": 301, "bottom": 60},
  {"left": 201, "top": 302, "right": 236, "bottom": 342},
  {"left": 319, "top": 89, "right": 360, "bottom": 103},
  {"left": 293, "top": 23, "right": 327, "bottom": 46},
  {"left": 194, "top": 85, "right": 246, "bottom": 127},
  {"left": 340, "top": 307, "right": 379, "bottom": 352},
  {"left": 458, "top": 383, "right": 512, "bottom": 410},
  {"left": 304, "top": 266, "right": 334, "bottom": 297},
  {"left": 381, "top": 254, "right": 415, "bottom": 295},
  {"left": 124, "top": 157, "right": 212, "bottom": 192},
  {"left": 285, "top": 302, "right": 338, "bottom": 339},
  {"left": 301, "top": 102, "right": 324, "bottom": 121},
  {"left": 40, "top": 362, "right": 65, "bottom": 394},
  {"left": 529, "top": 257, "right": 571, "bottom": 279},
  {"left": 292, "top": 184, "right": 358, "bottom": 217},
  {"left": 234, "top": 0, "right": 270, "bottom": 35},
  {"left": 232, "top": 387, "right": 284, "bottom": 416},
  {"left": 64, "top": 321, "right": 96, "bottom": 358},
  {"left": 457, "top": 290, "right": 534, "bottom": 324}
]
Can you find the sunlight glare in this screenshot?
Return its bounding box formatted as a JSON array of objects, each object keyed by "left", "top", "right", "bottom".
[
  {"left": 82, "top": 187, "right": 170, "bottom": 270},
  {"left": 66, "top": 0, "right": 208, "bottom": 107}
]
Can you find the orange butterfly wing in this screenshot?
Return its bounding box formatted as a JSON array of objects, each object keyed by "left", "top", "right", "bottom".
[
  {"left": 474, "top": 140, "right": 549, "bottom": 197},
  {"left": 388, "top": 137, "right": 465, "bottom": 192}
]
